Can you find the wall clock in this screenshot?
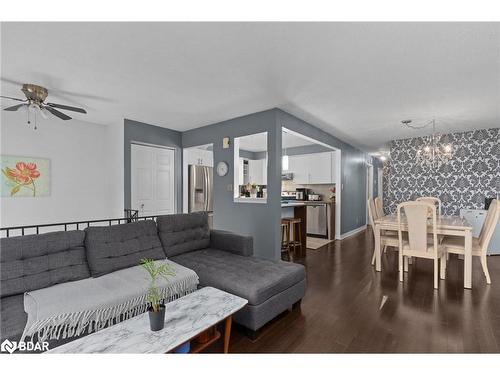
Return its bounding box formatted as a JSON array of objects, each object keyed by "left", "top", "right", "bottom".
[{"left": 216, "top": 161, "right": 229, "bottom": 176}]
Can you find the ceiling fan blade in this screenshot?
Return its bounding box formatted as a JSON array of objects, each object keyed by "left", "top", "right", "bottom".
[
  {"left": 3, "top": 103, "right": 26, "bottom": 111},
  {"left": 44, "top": 106, "right": 72, "bottom": 120},
  {"left": 46, "top": 102, "right": 87, "bottom": 114},
  {"left": 0, "top": 95, "right": 26, "bottom": 102}
]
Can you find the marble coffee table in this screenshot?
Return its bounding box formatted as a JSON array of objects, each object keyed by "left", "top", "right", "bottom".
[{"left": 47, "top": 287, "right": 247, "bottom": 354}]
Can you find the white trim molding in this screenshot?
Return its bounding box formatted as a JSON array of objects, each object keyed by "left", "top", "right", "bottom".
[{"left": 338, "top": 225, "right": 367, "bottom": 240}]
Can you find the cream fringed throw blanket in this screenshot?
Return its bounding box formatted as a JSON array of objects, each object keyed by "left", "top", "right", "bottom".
[{"left": 22, "top": 259, "right": 199, "bottom": 342}]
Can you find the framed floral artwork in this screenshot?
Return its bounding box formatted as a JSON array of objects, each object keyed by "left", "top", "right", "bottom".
[{"left": 1, "top": 155, "right": 51, "bottom": 197}]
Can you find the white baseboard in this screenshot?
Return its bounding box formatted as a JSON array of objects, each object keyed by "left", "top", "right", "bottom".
[{"left": 338, "top": 225, "right": 367, "bottom": 240}]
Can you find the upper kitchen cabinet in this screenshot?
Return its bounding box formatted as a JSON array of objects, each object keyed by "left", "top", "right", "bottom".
[
  {"left": 238, "top": 157, "right": 267, "bottom": 186},
  {"left": 289, "top": 151, "right": 336, "bottom": 184},
  {"left": 186, "top": 147, "right": 214, "bottom": 167},
  {"left": 248, "top": 159, "right": 267, "bottom": 185}
]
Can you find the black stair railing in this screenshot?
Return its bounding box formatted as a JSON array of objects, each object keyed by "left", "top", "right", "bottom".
[{"left": 1, "top": 209, "right": 156, "bottom": 238}]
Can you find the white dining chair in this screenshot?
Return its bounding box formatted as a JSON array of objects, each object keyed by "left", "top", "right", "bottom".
[
  {"left": 416, "top": 197, "right": 442, "bottom": 216},
  {"left": 368, "top": 198, "right": 399, "bottom": 265},
  {"left": 441, "top": 199, "right": 499, "bottom": 284},
  {"left": 375, "top": 196, "right": 398, "bottom": 241},
  {"left": 374, "top": 196, "right": 385, "bottom": 219},
  {"left": 397, "top": 201, "right": 446, "bottom": 289}
]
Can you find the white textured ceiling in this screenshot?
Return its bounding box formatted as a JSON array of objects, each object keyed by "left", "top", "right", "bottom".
[{"left": 1, "top": 22, "right": 498, "bottom": 152}]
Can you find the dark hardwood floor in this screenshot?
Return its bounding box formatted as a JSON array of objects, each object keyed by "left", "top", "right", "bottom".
[{"left": 209, "top": 227, "right": 500, "bottom": 353}]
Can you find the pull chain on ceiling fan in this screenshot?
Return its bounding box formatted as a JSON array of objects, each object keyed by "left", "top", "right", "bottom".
[{"left": 1, "top": 83, "right": 87, "bottom": 129}]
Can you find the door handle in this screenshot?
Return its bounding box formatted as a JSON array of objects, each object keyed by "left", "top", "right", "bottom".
[{"left": 203, "top": 168, "right": 209, "bottom": 211}]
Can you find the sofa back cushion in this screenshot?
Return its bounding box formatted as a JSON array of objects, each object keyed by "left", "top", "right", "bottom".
[
  {"left": 84, "top": 220, "right": 165, "bottom": 277},
  {"left": 0, "top": 230, "right": 89, "bottom": 298},
  {"left": 157, "top": 212, "right": 210, "bottom": 257}
]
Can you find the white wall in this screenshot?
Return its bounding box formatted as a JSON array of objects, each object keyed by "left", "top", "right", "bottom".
[{"left": 0, "top": 111, "right": 124, "bottom": 227}]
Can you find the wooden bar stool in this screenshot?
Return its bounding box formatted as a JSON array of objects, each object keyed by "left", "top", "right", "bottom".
[
  {"left": 283, "top": 217, "right": 302, "bottom": 258},
  {"left": 281, "top": 220, "right": 291, "bottom": 260}
]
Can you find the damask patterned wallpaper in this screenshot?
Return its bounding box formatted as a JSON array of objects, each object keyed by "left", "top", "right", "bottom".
[{"left": 383, "top": 127, "right": 499, "bottom": 215}]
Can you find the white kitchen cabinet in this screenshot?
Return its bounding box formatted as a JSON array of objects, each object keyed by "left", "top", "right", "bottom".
[
  {"left": 289, "top": 151, "right": 336, "bottom": 184},
  {"left": 186, "top": 148, "right": 213, "bottom": 167},
  {"left": 248, "top": 159, "right": 267, "bottom": 185},
  {"left": 289, "top": 154, "right": 309, "bottom": 184}
]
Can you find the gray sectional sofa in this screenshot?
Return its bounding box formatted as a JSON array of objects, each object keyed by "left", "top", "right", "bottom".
[
  {"left": 0, "top": 212, "right": 306, "bottom": 348},
  {"left": 157, "top": 213, "right": 306, "bottom": 333}
]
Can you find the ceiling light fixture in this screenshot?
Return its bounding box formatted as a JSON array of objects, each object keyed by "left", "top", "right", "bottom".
[
  {"left": 282, "top": 148, "right": 289, "bottom": 171},
  {"left": 402, "top": 119, "right": 453, "bottom": 169}
]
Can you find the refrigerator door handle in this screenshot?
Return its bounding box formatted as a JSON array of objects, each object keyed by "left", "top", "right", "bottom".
[{"left": 203, "top": 167, "right": 209, "bottom": 212}]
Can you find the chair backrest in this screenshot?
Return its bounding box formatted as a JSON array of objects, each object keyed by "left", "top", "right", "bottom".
[
  {"left": 416, "top": 197, "right": 441, "bottom": 216},
  {"left": 374, "top": 197, "right": 385, "bottom": 218},
  {"left": 367, "top": 198, "right": 377, "bottom": 228},
  {"left": 478, "top": 199, "right": 500, "bottom": 254},
  {"left": 397, "top": 201, "right": 438, "bottom": 254}
]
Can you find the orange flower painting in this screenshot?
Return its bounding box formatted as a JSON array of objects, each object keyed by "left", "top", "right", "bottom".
[{"left": 1, "top": 156, "right": 50, "bottom": 197}]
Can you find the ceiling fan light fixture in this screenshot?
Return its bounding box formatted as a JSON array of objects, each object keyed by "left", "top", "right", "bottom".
[
  {"left": 28, "top": 103, "right": 38, "bottom": 113},
  {"left": 1, "top": 83, "right": 87, "bottom": 129}
]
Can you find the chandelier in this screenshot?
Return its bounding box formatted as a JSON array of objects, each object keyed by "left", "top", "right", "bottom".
[{"left": 402, "top": 119, "right": 453, "bottom": 169}]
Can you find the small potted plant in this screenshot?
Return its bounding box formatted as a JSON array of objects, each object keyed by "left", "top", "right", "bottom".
[{"left": 140, "top": 258, "right": 175, "bottom": 331}]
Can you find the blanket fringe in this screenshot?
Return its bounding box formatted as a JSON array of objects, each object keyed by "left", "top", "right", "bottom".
[{"left": 21, "top": 274, "right": 199, "bottom": 343}]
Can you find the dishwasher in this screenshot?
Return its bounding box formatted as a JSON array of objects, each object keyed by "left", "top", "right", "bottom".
[{"left": 306, "top": 203, "right": 328, "bottom": 238}]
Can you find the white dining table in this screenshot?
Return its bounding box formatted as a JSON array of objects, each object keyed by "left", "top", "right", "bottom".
[{"left": 374, "top": 214, "right": 474, "bottom": 289}]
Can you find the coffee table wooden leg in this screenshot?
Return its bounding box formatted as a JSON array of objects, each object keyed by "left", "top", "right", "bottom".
[{"left": 224, "top": 316, "right": 232, "bottom": 353}]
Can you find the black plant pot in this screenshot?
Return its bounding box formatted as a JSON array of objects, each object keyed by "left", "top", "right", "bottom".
[{"left": 148, "top": 304, "right": 166, "bottom": 331}]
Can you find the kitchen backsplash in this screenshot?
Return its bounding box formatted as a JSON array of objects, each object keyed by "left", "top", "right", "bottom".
[{"left": 282, "top": 181, "right": 336, "bottom": 201}]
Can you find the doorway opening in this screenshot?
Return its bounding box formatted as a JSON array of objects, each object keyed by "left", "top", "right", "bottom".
[{"left": 281, "top": 127, "right": 342, "bottom": 241}]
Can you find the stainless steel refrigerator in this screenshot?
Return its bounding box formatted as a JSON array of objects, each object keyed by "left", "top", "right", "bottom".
[{"left": 188, "top": 165, "right": 213, "bottom": 213}]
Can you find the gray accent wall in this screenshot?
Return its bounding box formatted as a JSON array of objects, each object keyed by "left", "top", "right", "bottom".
[
  {"left": 182, "top": 109, "right": 282, "bottom": 260},
  {"left": 124, "top": 119, "right": 183, "bottom": 213},
  {"left": 239, "top": 149, "right": 267, "bottom": 160},
  {"left": 276, "top": 109, "right": 369, "bottom": 233}
]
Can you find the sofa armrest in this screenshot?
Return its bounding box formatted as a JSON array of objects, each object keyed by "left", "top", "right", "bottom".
[{"left": 210, "top": 230, "right": 253, "bottom": 257}]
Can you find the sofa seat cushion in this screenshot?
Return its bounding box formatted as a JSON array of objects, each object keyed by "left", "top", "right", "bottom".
[
  {"left": 1, "top": 294, "right": 27, "bottom": 342},
  {"left": 85, "top": 220, "right": 165, "bottom": 277},
  {"left": 171, "top": 249, "right": 306, "bottom": 306},
  {"left": 157, "top": 212, "right": 211, "bottom": 257},
  {"left": 0, "top": 230, "right": 89, "bottom": 298}
]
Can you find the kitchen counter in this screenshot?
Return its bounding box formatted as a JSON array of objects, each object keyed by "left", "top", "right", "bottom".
[
  {"left": 281, "top": 200, "right": 334, "bottom": 206},
  {"left": 281, "top": 202, "right": 306, "bottom": 207}
]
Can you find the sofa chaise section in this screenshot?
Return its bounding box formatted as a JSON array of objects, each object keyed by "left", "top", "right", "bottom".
[{"left": 157, "top": 212, "right": 307, "bottom": 333}]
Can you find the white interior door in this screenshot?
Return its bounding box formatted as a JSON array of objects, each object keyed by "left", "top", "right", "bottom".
[{"left": 131, "top": 144, "right": 175, "bottom": 216}]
